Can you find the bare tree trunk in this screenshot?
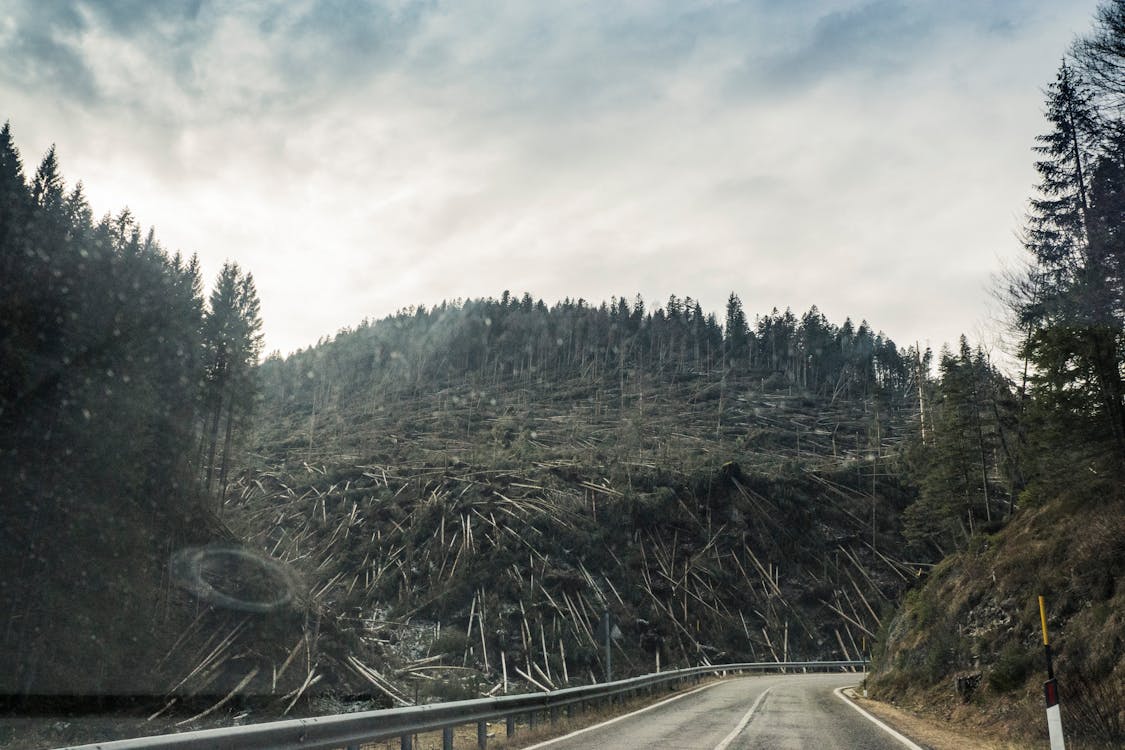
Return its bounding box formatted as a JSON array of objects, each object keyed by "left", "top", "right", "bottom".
[
  {"left": 218, "top": 399, "right": 237, "bottom": 512},
  {"left": 204, "top": 386, "right": 225, "bottom": 497}
]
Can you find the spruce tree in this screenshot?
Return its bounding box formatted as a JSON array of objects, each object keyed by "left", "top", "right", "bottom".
[
  {"left": 1017, "top": 61, "right": 1125, "bottom": 464},
  {"left": 724, "top": 292, "right": 749, "bottom": 367},
  {"left": 201, "top": 262, "right": 263, "bottom": 503}
]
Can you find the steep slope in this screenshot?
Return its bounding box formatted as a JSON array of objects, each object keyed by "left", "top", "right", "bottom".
[
  {"left": 241, "top": 329, "right": 922, "bottom": 701},
  {"left": 870, "top": 485, "right": 1125, "bottom": 748}
]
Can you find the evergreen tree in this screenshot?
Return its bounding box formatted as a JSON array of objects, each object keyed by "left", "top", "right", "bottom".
[
  {"left": 201, "top": 262, "right": 263, "bottom": 504},
  {"left": 904, "top": 338, "right": 1012, "bottom": 555},
  {"left": 1016, "top": 61, "right": 1125, "bottom": 465},
  {"left": 0, "top": 123, "right": 32, "bottom": 411},
  {"left": 724, "top": 292, "right": 749, "bottom": 367}
]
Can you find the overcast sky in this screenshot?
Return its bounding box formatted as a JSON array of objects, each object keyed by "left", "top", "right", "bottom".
[{"left": 0, "top": 0, "right": 1102, "bottom": 358}]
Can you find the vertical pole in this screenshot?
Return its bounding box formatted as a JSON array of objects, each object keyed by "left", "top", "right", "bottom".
[
  {"left": 442, "top": 727, "right": 454, "bottom": 750},
  {"left": 863, "top": 637, "right": 869, "bottom": 696},
  {"left": 603, "top": 611, "right": 612, "bottom": 682},
  {"left": 1039, "top": 596, "right": 1054, "bottom": 680},
  {"left": 1039, "top": 596, "right": 1066, "bottom": 750},
  {"left": 477, "top": 720, "right": 488, "bottom": 750}
]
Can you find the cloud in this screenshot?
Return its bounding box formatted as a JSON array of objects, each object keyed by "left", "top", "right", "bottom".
[
  {"left": 0, "top": 0, "right": 1103, "bottom": 358},
  {"left": 0, "top": 3, "right": 97, "bottom": 103}
]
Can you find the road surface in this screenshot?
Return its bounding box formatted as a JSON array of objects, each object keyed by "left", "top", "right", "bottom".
[{"left": 528, "top": 673, "right": 913, "bottom": 750}]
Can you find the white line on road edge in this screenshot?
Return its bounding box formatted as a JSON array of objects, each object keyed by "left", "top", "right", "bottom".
[
  {"left": 521, "top": 680, "right": 728, "bottom": 749},
  {"left": 833, "top": 686, "right": 925, "bottom": 750},
  {"left": 713, "top": 685, "right": 772, "bottom": 750}
]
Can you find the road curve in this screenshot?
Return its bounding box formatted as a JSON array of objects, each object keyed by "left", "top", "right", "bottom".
[{"left": 526, "top": 673, "right": 911, "bottom": 750}]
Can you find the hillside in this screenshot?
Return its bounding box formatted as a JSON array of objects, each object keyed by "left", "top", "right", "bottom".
[
  {"left": 236, "top": 297, "right": 924, "bottom": 703},
  {"left": 871, "top": 484, "right": 1125, "bottom": 748}
]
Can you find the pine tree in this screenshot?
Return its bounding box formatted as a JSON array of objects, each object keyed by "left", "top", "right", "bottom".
[
  {"left": 1016, "top": 61, "right": 1125, "bottom": 465},
  {"left": 0, "top": 122, "right": 28, "bottom": 252},
  {"left": 200, "top": 262, "right": 263, "bottom": 503},
  {"left": 724, "top": 293, "right": 749, "bottom": 367},
  {"left": 0, "top": 123, "right": 32, "bottom": 412}
]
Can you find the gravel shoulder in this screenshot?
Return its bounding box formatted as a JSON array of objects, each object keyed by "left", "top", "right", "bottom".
[{"left": 844, "top": 689, "right": 1032, "bottom": 750}]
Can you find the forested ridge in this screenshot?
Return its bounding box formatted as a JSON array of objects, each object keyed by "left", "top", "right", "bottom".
[{"left": 268, "top": 291, "right": 913, "bottom": 400}]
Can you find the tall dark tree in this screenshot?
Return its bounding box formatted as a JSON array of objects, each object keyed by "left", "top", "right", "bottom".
[
  {"left": 0, "top": 123, "right": 32, "bottom": 411},
  {"left": 1015, "top": 61, "right": 1125, "bottom": 465},
  {"left": 200, "top": 262, "right": 264, "bottom": 504},
  {"left": 724, "top": 292, "right": 750, "bottom": 367}
]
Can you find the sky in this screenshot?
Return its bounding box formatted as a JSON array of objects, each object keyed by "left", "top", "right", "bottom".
[{"left": 0, "top": 0, "right": 1103, "bottom": 359}]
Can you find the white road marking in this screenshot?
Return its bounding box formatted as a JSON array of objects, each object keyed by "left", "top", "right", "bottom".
[
  {"left": 833, "top": 685, "right": 925, "bottom": 750},
  {"left": 521, "top": 680, "right": 728, "bottom": 749},
  {"left": 713, "top": 685, "right": 772, "bottom": 750}
]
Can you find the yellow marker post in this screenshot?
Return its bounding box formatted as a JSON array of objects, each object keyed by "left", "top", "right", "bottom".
[
  {"left": 1039, "top": 595, "right": 1049, "bottom": 647},
  {"left": 1038, "top": 595, "right": 1065, "bottom": 750}
]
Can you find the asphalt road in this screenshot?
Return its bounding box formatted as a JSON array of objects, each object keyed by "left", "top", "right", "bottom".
[{"left": 528, "top": 673, "right": 912, "bottom": 750}]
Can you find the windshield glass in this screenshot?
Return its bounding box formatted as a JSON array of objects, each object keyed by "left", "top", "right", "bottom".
[{"left": 1, "top": 2, "right": 1114, "bottom": 749}]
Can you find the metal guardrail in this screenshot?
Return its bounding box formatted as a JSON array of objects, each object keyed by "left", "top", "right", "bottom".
[{"left": 66, "top": 660, "right": 868, "bottom": 750}]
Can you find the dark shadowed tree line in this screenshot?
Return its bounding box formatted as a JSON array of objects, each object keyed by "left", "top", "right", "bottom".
[
  {"left": 0, "top": 123, "right": 262, "bottom": 692},
  {"left": 0, "top": 123, "right": 263, "bottom": 512}
]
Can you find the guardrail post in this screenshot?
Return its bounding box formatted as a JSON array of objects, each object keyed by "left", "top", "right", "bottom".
[
  {"left": 401, "top": 733, "right": 413, "bottom": 750},
  {"left": 477, "top": 720, "right": 488, "bottom": 749},
  {"left": 442, "top": 726, "right": 454, "bottom": 750},
  {"left": 550, "top": 706, "right": 559, "bottom": 724},
  {"left": 529, "top": 710, "right": 538, "bottom": 729},
  {"left": 506, "top": 715, "right": 515, "bottom": 738}
]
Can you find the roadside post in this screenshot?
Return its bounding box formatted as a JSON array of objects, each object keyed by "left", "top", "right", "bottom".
[
  {"left": 862, "top": 637, "right": 868, "bottom": 697},
  {"left": 601, "top": 610, "right": 622, "bottom": 683},
  {"left": 602, "top": 610, "right": 612, "bottom": 682},
  {"left": 1038, "top": 595, "right": 1066, "bottom": 750}
]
